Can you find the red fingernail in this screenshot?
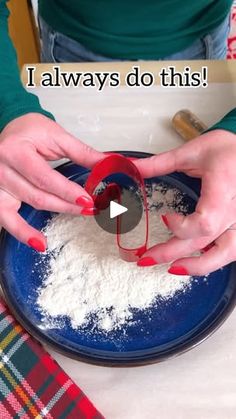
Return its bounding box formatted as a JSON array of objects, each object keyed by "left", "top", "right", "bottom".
[
  {"left": 76, "top": 196, "right": 94, "bottom": 208},
  {"left": 137, "top": 257, "right": 157, "bottom": 267},
  {"left": 28, "top": 237, "right": 46, "bottom": 252},
  {"left": 80, "top": 207, "right": 98, "bottom": 216},
  {"left": 168, "top": 266, "right": 189, "bottom": 275},
  {"left": 161, "top": 214, "right": 169, "bottom": 228}
]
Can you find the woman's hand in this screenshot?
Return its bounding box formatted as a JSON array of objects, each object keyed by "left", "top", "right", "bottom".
[
  {"left": 135, "top": 129, "right": 236, "bottom": 275},
  {"left": 0, "top": 113, "right": 104, "bottom": 251}
]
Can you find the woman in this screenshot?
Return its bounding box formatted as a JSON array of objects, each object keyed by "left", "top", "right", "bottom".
[{"left": 0, "top": 0, "right": 236, "bottom": 275}]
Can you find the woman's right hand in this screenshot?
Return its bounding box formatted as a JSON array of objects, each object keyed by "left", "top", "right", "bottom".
[{"left": 0, "top": 113, "right": 104, "bottom": 251}]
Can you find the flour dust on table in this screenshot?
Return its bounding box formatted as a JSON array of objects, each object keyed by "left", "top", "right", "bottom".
[{"left": 37, "top": 184, "right": 197, "bottom": 334}]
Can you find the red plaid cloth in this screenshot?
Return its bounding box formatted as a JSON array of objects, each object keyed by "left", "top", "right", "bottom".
[
  {"left": 0, "top": 298, "right": 104, "bottom": 419},
  {"left": 227, "top": 1, "right": 236, "bottom": 58}
]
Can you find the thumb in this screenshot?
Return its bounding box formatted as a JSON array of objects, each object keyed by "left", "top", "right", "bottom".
[
  {"left": 58, "top": 131, "right": 105, "bottom": 168},
  {"left": 162, "top": 174, "right": 232, "bottom": 240},
  {"left": 134, "top": 148, "right": 182, "bottom": 178}
]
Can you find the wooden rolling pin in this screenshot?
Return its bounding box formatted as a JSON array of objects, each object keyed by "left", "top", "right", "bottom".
[{"left": 172, "top": 109, "right": 208, "bottom": 141}]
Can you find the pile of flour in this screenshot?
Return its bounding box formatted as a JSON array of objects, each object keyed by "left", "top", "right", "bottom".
[{"left": 37, "top": 184, "right": 192, "bottom": 332}]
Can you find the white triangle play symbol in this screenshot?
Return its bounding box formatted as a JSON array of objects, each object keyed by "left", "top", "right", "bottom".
[{"left": 110, "top": 201, "right": 128, "bottom": 219}]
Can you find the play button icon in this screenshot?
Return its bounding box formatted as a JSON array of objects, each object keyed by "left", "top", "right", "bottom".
[
  {"left": 94, "top": 183, "right": 143, "bottom": 235},
  {"left": 110, "top": 201, "right": 128, "bottom": 219}
]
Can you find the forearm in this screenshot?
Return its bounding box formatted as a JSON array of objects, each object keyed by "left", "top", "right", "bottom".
[
  {"left": 0, "top": 0, "right": 54, "bottom": 132},
  {"left": 208, "top": 109, "right": 236, "bottom": 134}
]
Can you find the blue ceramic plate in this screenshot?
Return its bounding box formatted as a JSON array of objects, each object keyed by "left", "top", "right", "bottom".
[{"left": 1, "top": 151, "right": 236, "bottom": 366}]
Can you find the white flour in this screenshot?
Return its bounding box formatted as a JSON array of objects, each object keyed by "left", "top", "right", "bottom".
[{"left": 37, "top": 184, "right": 192, "bottom": 332}]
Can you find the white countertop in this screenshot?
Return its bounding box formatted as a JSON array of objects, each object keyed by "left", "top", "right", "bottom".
[{"left": 25, "top": 82, "right": 236, "bottom": 418}]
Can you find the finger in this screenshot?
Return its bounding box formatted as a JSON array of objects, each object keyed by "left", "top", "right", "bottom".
[
  {"left": 134, "top": 140, "right": 201, "bottom": 178},
  {"left": 134, "top": 134, "right": 208, "bottom": 178},
  {"left": 168, "top": 228, "right": 236, "bottom": 276},
  {"left": 1, "top": 167, "right": 90, "bottom": 215},
  {"left": 163, "top": 174, "right": 233, "bottom": 239},
  {"left": 134, "top": 149, "right": 180, "bottom": 178},
  {"left": 0, "top": 204, "right": 46, "bottom": 251},
  {"left": 57, "top": 132, "right": 105, "bottom": 168},
  {"left": 7, "top": 150, "right": 94, "bottom": 207},
  {"left": 137, "top": 235, "right": 209, "bottom": 266}
]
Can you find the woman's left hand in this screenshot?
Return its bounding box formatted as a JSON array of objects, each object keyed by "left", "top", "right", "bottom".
[{"left": 135, "top": 129, "right": 236, "bottom": 276}]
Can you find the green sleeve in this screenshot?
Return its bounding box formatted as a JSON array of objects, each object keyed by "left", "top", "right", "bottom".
[
  {"left": 207, "top": 109, "right": 236, "bottom": 134},
  {"left": 0, "top": 0, "right": 54, "bottom": 132}
]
